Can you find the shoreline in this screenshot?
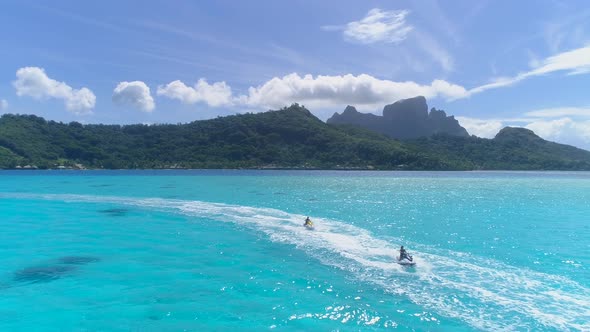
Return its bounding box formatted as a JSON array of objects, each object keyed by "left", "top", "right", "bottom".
[{"left": 2, "top": 168, "right": 590, "bottom": 173}]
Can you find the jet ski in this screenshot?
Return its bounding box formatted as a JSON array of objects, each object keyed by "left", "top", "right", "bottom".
[
  {"left": 303, "top": 220, "right": 314, "bottom": 230},
  {"left": 397, "top": 255, "right": 416, "bottom": 266}
]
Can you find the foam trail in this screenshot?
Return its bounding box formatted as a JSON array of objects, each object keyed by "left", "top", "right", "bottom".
[{"left": 5, "top": 193, "right": 590, "bottom": 331}]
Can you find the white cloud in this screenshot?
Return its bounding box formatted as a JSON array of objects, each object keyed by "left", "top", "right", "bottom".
[
  {"left": 544, "top": 22, "right": 566, "bottom": 53},
  {"left": 239, "top": 73, "right": 467, "bottom": 110},
  {"left": 323, "top": 8, "right": 455, "bottom": 72},
  {"left": 527, "top": 49, "right": 541, "bottom": 68},
  {"left": 154, "top": 73, "right": 469, "bottom": 112},
  {"left": 542, "top": 10, "right": 590, "bottom": 54},
  {"left": 527, "top": 44, "right": 590, "bottom": 75},
  {"left": 519, "top": 107, "right": 590, "bottom": 146},
  {"left": 525, "top": 117, "right": 573, "bottom": 139},
  {"left": 0, "top": 99, "right": 7, "bottom": 110},
  {"left": 414, "top": 29, "right": 454, "bottom": 72},
  {"left": 13, "top": 67, "right": 96, "bottom": 114},
  {"left": 112, "top": 81, "right": 155, "bottom": 112},
  {"left": 525, "top": 118, "right": 590, "bottom": 143},
  {"left": 157, "top": 79, "right": 232, "bottom": 107},
  {"left": 459, "top": 106, "right": 590, "bottom": 144},
  {"left": 524, "top": 106, "right": 590, "bottom": 118},
  {"left": 324, "top": 8, "right": 413, "bottom": 44},
  {"left": 456, "top": 116, "right": 504, "bottom": 138},
  {"left": 457, "top": 114, "right": 590, "bottom": 149},
  {"left": 469, "top": 45, "right": 590, "bottom": 96}
]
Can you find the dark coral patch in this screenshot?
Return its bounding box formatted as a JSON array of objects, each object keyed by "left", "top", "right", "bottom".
[
  {"left": 98, "top": 208, "right": 129, "bottom": 217},
  {"left": 13, "top": 265, "right": 77, "bottom": 284}
]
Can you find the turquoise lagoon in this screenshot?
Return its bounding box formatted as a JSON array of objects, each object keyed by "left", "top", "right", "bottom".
[{"left": 0, "top": 170, "right": 588, "bottom": 331}]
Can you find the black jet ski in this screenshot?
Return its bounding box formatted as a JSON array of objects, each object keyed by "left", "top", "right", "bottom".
[
  {"left": 397, "top": 256, "right": 416, "bottom": 266},
  {"left": 397, "top": 254, "right": 416, "bottom": 266}
]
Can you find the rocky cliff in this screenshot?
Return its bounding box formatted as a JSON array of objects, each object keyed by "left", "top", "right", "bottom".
[{"left": 327, "top": 96, "right": 469, "bottom": 139}]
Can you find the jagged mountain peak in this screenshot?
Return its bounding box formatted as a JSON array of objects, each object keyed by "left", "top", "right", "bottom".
[{"left": 327, "top": 96, "right": 469, "bottom": 139}]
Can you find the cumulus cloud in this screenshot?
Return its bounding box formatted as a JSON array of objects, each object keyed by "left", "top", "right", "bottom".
[
  {"left": 457, "top": 110, "right": 590, "bottom": 150},
  {"left": 239, "top": 73, "right": 468, "bottom": 110},
  {"left": 323, "top": 8, "right": 413, "bottom": 44},
  {"left": 112, "top": 81, "right": 155, "bottom": 112},
  {"left": 13, "top": 67, "right": 96, "bottom": 114},
  {"left": 469, "top": 45, "right": 590, "bottom": 96},
  {"left": 456, "top": 116, "right": 505, "bottom": 138},
  {"left": 153, "top": 73, "right": 471, "bottom": 111},
  {"left": 0, "top": 99, "right": 7, "bottom": 110},
  {"left": 526, "top": 118, "right": 590, "bottom": 143},
  {"left": 520, "top": 108, "right": 590, "bottom": 147},
  {"left": 157, "top": 79, "right": 232, "bottom": 107}
]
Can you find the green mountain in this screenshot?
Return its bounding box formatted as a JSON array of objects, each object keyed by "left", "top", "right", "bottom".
[
  {"left": 1, "top": 104, "right": 590, "bottom": 170},
  {"left": 408, "top": 127, "right": 590, "bottom": 170}
]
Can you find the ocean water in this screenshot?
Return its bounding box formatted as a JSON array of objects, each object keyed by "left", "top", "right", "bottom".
[{"left": 0, "top": 170, "right": 588, "bottom": 331}]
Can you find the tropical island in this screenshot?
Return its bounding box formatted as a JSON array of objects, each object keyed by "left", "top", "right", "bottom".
[{"left": 1, "top": 97, "right": 590, "bottom": 171}]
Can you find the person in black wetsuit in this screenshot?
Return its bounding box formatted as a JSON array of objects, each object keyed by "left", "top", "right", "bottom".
[
  {"left": 304, "top": 217, "right": 312, "bottom": 227},
  {"left": 399, "top": 246, "right": 413, "bottom": 261}
]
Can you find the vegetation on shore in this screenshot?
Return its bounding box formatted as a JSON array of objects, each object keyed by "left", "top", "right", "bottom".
[{"left": 1, "top": 104, "right": 590, "bottom": 170}]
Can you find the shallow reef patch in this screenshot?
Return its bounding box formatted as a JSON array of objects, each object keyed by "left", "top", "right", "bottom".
[
  {"left": 13, "top": 265, "right": 77, "bottom": 284},
  {"left": 98, "top": 208, "right": 129, "bottom": 217}
]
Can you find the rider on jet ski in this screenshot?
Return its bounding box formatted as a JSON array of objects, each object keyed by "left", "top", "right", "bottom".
[
  {"left": 304, "top": 217, "right": 313, "bottom": 227},
  {"left": 399, "top": 246, "right": 413, "bottom": 262}
]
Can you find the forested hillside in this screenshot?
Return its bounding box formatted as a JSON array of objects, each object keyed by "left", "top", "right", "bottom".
[{"left": 1, "top": 104, "right": 590, "bottom": 170}]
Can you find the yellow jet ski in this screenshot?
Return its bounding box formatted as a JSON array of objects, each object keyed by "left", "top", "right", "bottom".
[{"left": 303, "top": 217, "right": 314, "bottom": 230}]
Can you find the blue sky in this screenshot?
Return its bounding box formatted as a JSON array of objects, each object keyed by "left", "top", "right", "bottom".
[{"left": 2, "top": 0, "right": 590, "bottom": 148}]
